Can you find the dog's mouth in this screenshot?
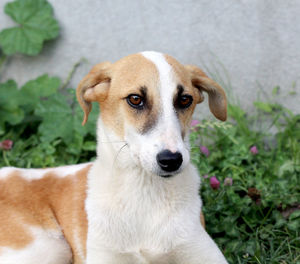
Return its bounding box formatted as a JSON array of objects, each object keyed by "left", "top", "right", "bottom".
[
  {"left": 158, "top": 168, "right": 182, "bottom": 178},
  {"left": 159, "top": 174, "right": 173, "bottom": 178}
]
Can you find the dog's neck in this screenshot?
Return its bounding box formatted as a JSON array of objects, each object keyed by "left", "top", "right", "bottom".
[{"left": 95, "top": 118, "right": 131, "bottom": 170}]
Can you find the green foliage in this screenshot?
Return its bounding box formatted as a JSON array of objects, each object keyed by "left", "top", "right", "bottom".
[
  {"left": 0, "top": 0, "right": 59, "bottom": 55},
  {"left": 0, "top": 76, "right": 99, "bottom": 167},
  {"left": 0, "top": 80, "right": 24, "bottom": 133},
  {"left": 21, "top": 74, "right": 61, "bottom": 106},
  {"left": 191, "top": 98, "right": 300, "bottom": 263},
  {"left": 35, "top": 90, "right": 98, "bottom": 144},
  {"left": 0, "top": 75, "right": 60, "bottom": 135}
]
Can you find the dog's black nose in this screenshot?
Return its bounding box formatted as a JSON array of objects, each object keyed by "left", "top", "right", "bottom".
[{"left": 156, "top": 150, "right": 183, "bottom": 172}]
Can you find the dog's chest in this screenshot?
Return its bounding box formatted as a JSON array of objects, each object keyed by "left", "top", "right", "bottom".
[
  {"left": 87, "top": 200, "right": 180, "bottom": 263},
  {"left": 86, "top": 179, "right": 189, "bottom": 252},
  {"left": 86, "top": 163, "right": 201, "bottom": 262}
]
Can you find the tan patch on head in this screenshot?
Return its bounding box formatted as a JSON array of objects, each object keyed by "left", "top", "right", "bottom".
[
  {"left": 77, "top": 52, "right": 226, "bottom": 140},
  {"left": 100, "top": 54, "right": 161, "bottom": 137},
  {"left": 0, "top": 165, "right": 91, "bottom": 262},
  {"left": 164, "top": 55, "right": 200, "bottom": 135}
]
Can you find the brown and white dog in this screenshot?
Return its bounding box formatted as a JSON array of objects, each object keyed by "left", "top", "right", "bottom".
[{"left": 0, "top": 51, "right": 228, "bottom": 264}]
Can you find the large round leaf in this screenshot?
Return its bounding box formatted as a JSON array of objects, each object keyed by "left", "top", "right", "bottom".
[{"left": 0, "top": 0, "right": 59, "bottom": 55}]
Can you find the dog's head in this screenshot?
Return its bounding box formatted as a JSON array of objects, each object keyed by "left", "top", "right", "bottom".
[{"left": 77, "top": 52, "right": 226, "bottom": 177}]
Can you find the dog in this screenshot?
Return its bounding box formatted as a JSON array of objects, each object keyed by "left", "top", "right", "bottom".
[{"left": 0, "top": 51, "right": 228, "bottom": 264}]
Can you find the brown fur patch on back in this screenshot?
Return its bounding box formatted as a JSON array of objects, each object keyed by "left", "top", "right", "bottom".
[{"left": 0, "top": 165, "right": 91, "bottom": 262}]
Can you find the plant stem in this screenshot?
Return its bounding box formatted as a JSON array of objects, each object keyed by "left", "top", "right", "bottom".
[
  {"left": 2, "top": 150, "right": 10, "bottom": 166},
  {"left": 60, "top": 57, "right": 87, "bottom": 90},
  {"left": 0, "top": 54, "right": 7, "bottom": 80}
]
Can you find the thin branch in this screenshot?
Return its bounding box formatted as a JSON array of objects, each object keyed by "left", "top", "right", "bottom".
[
  {"left": 0, "top": 54, "right": 7, "bottom": 81},
  {"left": 60, "top": 57, "right": 87, "bottom": 90}
]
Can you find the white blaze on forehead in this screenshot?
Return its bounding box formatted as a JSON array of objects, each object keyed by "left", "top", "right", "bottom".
[
  {"left": 141, "top": 51, "right": 176, "bottom": 117},
  {"left": 141, "top": 51, "right": 182, "bottom": 152}
]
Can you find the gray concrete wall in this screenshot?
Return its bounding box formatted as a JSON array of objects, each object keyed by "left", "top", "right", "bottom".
[{"left": 0, "top": 0, "right": 299, "bottom": 117}]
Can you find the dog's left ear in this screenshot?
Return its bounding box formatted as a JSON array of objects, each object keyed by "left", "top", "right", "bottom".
[
  {"left": 185, "top": 65, "right": 227, "bottom": 121},
  {"left": 77, "top": 62, "right": 112, "bottom": 125}
]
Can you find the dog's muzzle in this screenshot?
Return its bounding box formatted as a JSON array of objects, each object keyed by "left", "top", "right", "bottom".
[{"left": 156, "top": 150, "right": 183, "bottom": 176}]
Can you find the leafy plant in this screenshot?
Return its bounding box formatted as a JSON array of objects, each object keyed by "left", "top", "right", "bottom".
[
  {"left": 0, "top": 0, "right": 97, "bottom": 168},
  {"left": 0, "top": 75, "right": 59, "bottom": 134},
  {"left": 190, "top": 95, "right": 300, "bottom": 263},
  {"left": 0, "top": 80, "right": 24, "bottom": 133},
  {"left": 0, "top": 0, "right": 97, "bottom": 167},
  {"left": 0, "top": 74, "right": 99, "bottom": 167},
  {"left": 0, "top": 0, "right": 59, "bottom": 55},
  {"left": 35, "top": 89, "right": 98, "bottom": 148}
]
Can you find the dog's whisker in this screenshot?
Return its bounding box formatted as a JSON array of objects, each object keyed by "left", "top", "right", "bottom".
[
  {"left": 112, "top": 143, "right": 128, "bottom": 167},
  {"left": 109, "top": 143, "right": 129, "bottom": 180}
]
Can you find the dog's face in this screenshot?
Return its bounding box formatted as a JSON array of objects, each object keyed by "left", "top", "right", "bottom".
[{"left": 77, "top": 52, "right": 227, "bottom": 177}]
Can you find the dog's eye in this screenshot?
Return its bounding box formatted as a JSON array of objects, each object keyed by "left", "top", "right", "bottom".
[
  {"left": 178, "top": 95, "right": 193, "bottom": 109},
  {"left": 127, "top": 94, "right": 144, "bottom": 109}
]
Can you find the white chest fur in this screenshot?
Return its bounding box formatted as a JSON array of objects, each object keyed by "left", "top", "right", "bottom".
[{"left": 85, "top": 159, "right": 202, "bottom": 263}]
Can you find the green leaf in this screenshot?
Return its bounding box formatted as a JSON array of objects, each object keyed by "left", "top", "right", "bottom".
[
  {"left": 226, "top": 240, "right": 241, "bottom": 252},
  {"left": 253, "top": 101, "right": 273, "bottom": 113},
  {"left": 0, "top": 0, "right": 59, "bottom": 55},
  {"left": 289, "top": 210, "right": 300, "bottom": 221},
  {"left": 278, "top": 160, "right": 295, "bottom": 177},
  {"left": 21, "top": 74, "right": 60, "bottom": 107},
  {"left": 0, "top": 80, "right": 24, "bottom": 128},
  {"left": 274, "top": 218, "right": 286, "bottom": 228},
  {"left": 82, "top": 141, "right": 96, "bottom": 151},
  {"left": 287, "top": 219, "right": 300, "bottom": 231},
  {"left": 245, "top": 240, "right": 256, "bottom": 256},
  {"left": 35, "top": 94, "right": 73, "bottom": 142},
  {"left": 0, "top": 80, "right": 20, "bottom": 105},
  {"left": 35, "top": 91, "right": 98, "bottom": 143},
  {"left": 67, "top": 131, "right": 83, "bottom": 155}
]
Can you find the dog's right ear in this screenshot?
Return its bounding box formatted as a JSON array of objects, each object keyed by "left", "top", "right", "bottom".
[{"left": 77, "top": 62, "right": 112, "bottom": 125}]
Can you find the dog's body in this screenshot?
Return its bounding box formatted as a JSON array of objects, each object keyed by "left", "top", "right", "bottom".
[{"left": 0, "top": 52, "right": 228, "bottom": 264}]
